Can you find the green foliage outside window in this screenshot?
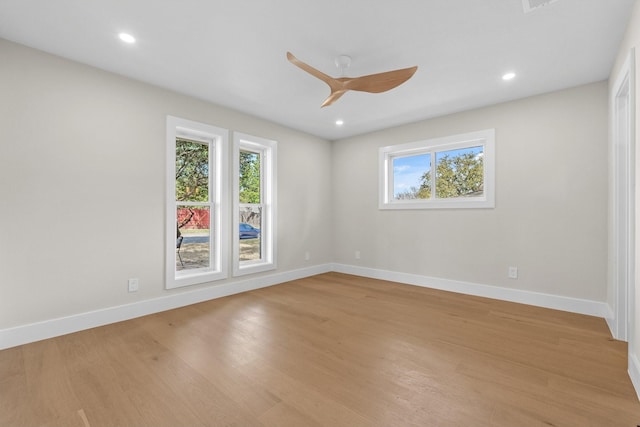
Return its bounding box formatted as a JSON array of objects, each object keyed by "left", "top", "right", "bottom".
[
  {"left": 420, "top": 152, "right": 484, "bottom": 199},
  {"left": 239, "top": 151, "right": 260, "bottom": 204},
  {"left": 176, "top": 138, "right": 209, "bottom": 202}
]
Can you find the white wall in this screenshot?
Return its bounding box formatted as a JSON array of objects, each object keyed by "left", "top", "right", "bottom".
[
  {"left": 609, "top": 0, "right": 640, "bottom": 399},
  {"left": 0, "top": 39, "right": 333, "bottom": 332},
  {"left": 332, "top": 82, "right": 608, "bottom": 302}
]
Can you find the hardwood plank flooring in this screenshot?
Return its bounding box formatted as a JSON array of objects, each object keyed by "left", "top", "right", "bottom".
[{"left": 1, "top": 272, "right": 639, "bottom": 426}]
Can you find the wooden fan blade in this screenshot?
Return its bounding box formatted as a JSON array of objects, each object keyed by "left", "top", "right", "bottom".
[
  {"left": 321, "top": 90, "right": 348, "bottom": 108},
  {"left": 344, "top": 66, "right": 418, "bottom": 94},
  {"left": 286, "top": 52, "right": 339, "bottom": 89},
  {"left": 287, "top": 51, "right": 346, "bottom": 107}
]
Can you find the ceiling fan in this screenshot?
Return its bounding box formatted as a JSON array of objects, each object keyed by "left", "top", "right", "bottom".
[{"left": 287, "top": 52, "right": 418, "bottom": 107}]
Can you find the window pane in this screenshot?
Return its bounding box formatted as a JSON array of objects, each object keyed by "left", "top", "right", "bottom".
[
  {"left": 239, "top": 207, "right": 261, "bottom": 261},
  {"left": 176, "top": 138, "right": 209, "bottom": 202},
  {"left": 392, "top": 153, "right": 431, "bottom": 200},
  {"left": 176, "top": 206, "right": 210, "bottom": 270},
  {"left": 239, "top": 150, "right": 260, "bottom": 203},
  {"left": 435, "top": 146, "right": 484, "bottom": 199}
]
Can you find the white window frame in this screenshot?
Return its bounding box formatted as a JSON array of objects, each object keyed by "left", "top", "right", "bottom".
[
  {"left": 379, "top": 129, "right": 495, "bottom": 210},
  {"left": 233, "top": 133, "right": 277, "bottom": 276},
  {"left": 166, "top": 116, "right": 228, "bottom": 289}
]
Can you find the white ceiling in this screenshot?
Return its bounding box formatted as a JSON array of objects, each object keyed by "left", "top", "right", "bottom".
[{"left": 0, "top": 0, "right": 634, "bottom": 140}]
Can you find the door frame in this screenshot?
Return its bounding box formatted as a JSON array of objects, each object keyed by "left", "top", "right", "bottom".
[{"left": 610, "top": 49, "right": 636, "bottom": 342}]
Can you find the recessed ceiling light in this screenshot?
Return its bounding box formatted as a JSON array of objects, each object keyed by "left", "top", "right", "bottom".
[
  {"left": 502, "top": 72, "right": 516, "bottom": 81},
  {"left": 118, "top": 33, "right": 136, "bottom": 44},
  {"left": 335, "top": 119, "right": 344, "bottom": 126}
]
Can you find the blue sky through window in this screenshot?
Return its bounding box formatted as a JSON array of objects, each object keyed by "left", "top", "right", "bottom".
[
  {"left": 436, "top": 146, "right": 483, "bottom": 164},
  {"left": 393, "top": 153, "right": 430, "bottom": 197}
]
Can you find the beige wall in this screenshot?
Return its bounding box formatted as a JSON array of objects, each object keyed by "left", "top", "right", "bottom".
[
  {"left": 610, "top": 0, "right": 640, "bottom": 372},
  {"left": 332, "top": 82, "right": 608, "bottom": 301},
  {"left": 0, "top": 39, "right": 333, "bottom": 329}
]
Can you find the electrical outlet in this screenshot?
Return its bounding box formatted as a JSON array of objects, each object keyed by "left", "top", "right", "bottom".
[
  {"left": 128, "top": 278, "right": 139, "bottom": 292},
  {"left": 355, "top": 250, "right": 361, "bottom": 260},
  {"left": 304, "top": 251, "right": 310, "bottom": 261},
  {"left": 508, "top": 267, "right": 518, "bottom": 279}
]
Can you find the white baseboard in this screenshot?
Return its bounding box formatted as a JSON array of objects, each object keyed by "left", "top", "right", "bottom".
[
  {"left": 0, "top": 263, "right": 612, "bottom": 350},
  {"left": 0, "top": 264, "right": 332, "bottom": 350},
  {"left": 331, "top": 263, "right": 609, "bottom": 318},
  {"left": 630, "top": 352, "right": 640, "bottom": 401},
  {"left": 605, "top": 305, "right": 617, "bottom": 339}
]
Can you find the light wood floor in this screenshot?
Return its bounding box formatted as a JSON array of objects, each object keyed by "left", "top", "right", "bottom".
[{"left": 2, "top": 272, "right": 640, "bottom": 426}]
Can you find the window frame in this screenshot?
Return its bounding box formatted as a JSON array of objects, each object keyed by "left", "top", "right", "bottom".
[
  {"left": 166, "top": 116, "right": 228, "bottom": 289},
  {"left": 379, "top": 129, "right": 495, "bottom": 210},
  {"left": 232, "top": 132, "right": 277, "bottom": 276}
]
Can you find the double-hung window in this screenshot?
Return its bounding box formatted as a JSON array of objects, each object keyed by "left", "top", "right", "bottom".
[
  {"left": 233, "top": 133, "right": 277, "bottom": 276},
  {"left": 166, "top": 116, "right": 228, "bottom": 289},
  {"left": 379, "top": 129, "right": 495, "bottom": 209}
]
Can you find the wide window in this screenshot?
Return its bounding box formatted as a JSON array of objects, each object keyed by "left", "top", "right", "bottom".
[
  {"left": 379, "top": 129, "right": 495, "bottom": 209},
  {"left": 166, "top": 116, "right": 228, "bottom": 289},
  {"left": 233, "top": 133, "right": 277, "bottom": 276}
]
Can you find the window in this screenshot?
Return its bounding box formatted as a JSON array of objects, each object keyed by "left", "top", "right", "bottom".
[
  {"left": 166, "top": 116, "right": 228, "bottom": 289},
  {"left": 379, "top": 129, "right": 495, "bottom": 209},
  {"left": 233, "top": 133, "right": 277, "bottom": 276}
]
